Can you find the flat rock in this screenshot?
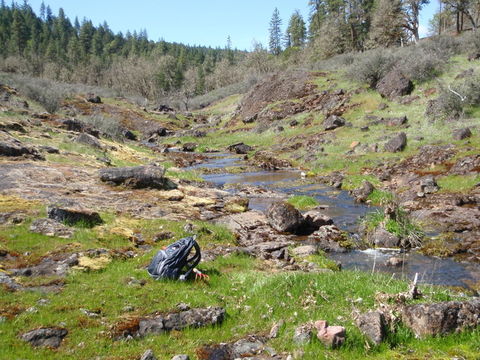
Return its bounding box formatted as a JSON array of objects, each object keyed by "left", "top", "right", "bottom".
[
  {"left": 30, "top": 218, "right": 74, "bottom": 238},
  {"left": 303, "top": 210, "right": 333, "bottom": 230},
  {"left": 402, "top": 299, "right": 480, "bottom": 338},
  {"left": 48, "top": 206, "right": 103, "bottom": 227},
  {"left": 20, "top": 327, "right": 68, "bottom": 348},
  {"left": 137, "top": 307, "right": 225, "bottom": 337},
  {"left": 99, "top": 165, "right": 174, "bottom": 190},
  {"left": 0, "top": 132, "right": 42, "bottom": 159},
  {"left": 356, "top": 311, "right": 386, "bottom": 345},
  {"left": 292, "top": 245, "right": 318, "bottom": 257}
]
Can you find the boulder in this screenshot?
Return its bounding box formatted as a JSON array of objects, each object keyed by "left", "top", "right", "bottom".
[
  {"left": 242, "top": 114, "right": 257, "bottom": 124},
  {"left": 21, "top": 327, "right": 68, "bottom": 348},
  {"left": 227, "top": 142, "right": 253, "bottom": 155},
  {"left": 47, "top": 206, "right": 103, "bottom": 227},
  {"left": 385, "top": 256, "right": 404, "bottom": 267},
  {"left": 62, "top": 119, "right": 100, "bottom": 137},
  {"left": 290, "top": 119, "right": 299, "bottom": 127},
  {"left": 323, "top": 115, "right": 345, "bottom": 131},
  {"left": 384, "top": 132, "right": 407, "bottom": 153},
  {"left": 453, "top": 128, "right": 472, "bottom": 141},
  {"left": 182, "top": 143, "right": 197, "bottom": 152},
  {"left": 351, "top": 180, "right": 375, "bottom": 203},
  {"left": 315, "top": 320, "right": 346, "bottom": 348},
  {"left": 266, "top": 201, "right": 304, "bottom": 233},
  {"left": 308, "top": 225, "right": 347, "bottom": 252},
  {"left": 356, "top": 311, "right": 386, "bottom": 345},
  {"left": 137, "top": 307, "right": 225, "bottom": 337},
  {"left": 0, "top": 133, "right": 42, "bottom": 159},
  {"left": 303, "top": 210, "right": 334, "bottom": 230},
  {"left": 376, "top": 70, "right": 413, "bottom": 99},
  {"left": 75, "top": 133, "right": 102, "bottom": 149},
  {"left": 420, "top": 176, "right": 439, "bottom": 194},
  {"left": 402, "top": 299, "right": 480, "bottom": 338},
  {"left": 30, "top": 218, "right": 74, "bottom": 238},
  {"left": 371, "top": 227, "right": 400, "bottom": 248},
  {"left": 99, "top": 165, "right": 174, "bottom": 190},
  {"left": 468, "top": 53, "right": 480, "bottom": 61},
  {"left": 86, "top": 95, "right": 102, "bottom": 103},
  {"left": 122, "top": 129, "right": 137, "bottom": 141},
  {"left": 384, "top": 116, "right": 408, "bottom": 127}
]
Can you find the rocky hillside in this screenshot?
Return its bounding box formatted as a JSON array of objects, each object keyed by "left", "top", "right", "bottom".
[{"left": 0, "top": 45, "right": 480, "bottom": 359}]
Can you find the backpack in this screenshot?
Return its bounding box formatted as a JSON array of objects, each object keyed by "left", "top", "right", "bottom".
[{"left": 147, "top": 236, "right": 201, "bottom": 281}]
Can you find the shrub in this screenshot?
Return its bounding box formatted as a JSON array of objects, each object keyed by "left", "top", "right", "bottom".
[
  {"left": 80, "top": 113, "right": 125, "bottom": 140},
  {"left": 346, "top": 48, "right": 395, "bottom": 87},
  {"left": 395, "top": 46, "right": 443, "bottom": 82}
]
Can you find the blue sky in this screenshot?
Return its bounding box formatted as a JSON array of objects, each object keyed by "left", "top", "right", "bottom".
[{"left": 27, "top": 1, "right": 439, "bottom": 50}]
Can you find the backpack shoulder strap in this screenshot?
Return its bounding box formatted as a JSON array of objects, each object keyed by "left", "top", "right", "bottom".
[{"left": 180, "top": 240, "right": 201, "bottom": 280}]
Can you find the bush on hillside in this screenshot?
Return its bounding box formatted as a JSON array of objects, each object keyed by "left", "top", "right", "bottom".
[
  {"left": 347, "top": 48, "right": 395, "bottom": 87},
  {"left": 80, "top": 113, "right": 125, "bottom": 140}
]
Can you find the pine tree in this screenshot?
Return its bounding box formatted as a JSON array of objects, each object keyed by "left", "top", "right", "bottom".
[
  {"left": 269, "top": 7, "right": 282, "bottom": 55},
  {"left": 368, "top": 0, "right": 405, "bottom": 48},
  {"left": 286, "top": 10, "right": 306, "bottom": 48},
  {"left": 39, "top": 1, "right": 45, "bottom": 19},
  {"left": 10, "top": 8, "right": 28, "bottom": 55}
]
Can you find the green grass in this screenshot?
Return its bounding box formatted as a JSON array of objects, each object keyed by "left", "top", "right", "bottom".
[
  {"left": 287, "top": 195, "right": 319, "bottom": 210},
  {"left": 437, "top": 174, "right": 480, "bottom": 193}
]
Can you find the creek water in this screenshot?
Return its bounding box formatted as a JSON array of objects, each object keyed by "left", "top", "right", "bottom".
[{"left": 191, "top": 152, "right": 480, "bottom": 289}]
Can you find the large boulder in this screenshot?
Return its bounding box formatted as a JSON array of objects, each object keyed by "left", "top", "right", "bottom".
[
  {"left": 266, "top": 201, "right": 304, "bottom": 233},
  {"left": 99, "top": 165, "right": 174, "bottom": 190},
  {"left": 402, "top": 299, "right": 480, "bottom": 338},
  {"left": 384, "top": 132, "right": 407, "bottom": 153},
  {"left": 323, "top": 115, "right": 345, "bottom": 131},
  {"left": 21, "top": 327, "right": 68, "bottom": 348},
  {"left": 376, "top": 70, "right": 413, "bottom": 99},
  {"left": 303, "top": 210, "right": 334, "bottom": 231}
]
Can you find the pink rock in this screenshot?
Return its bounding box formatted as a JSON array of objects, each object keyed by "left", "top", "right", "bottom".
[{"left": 314, "top": 320, "right": 346, "bottom": 348}]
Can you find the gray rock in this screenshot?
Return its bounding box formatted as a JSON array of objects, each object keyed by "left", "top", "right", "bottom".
[
  {"left": 376, "top": 70, "right": 413, "bottom": 99},
  {"left": 21, "top": 327, "right": 68, "bottom": 348},
  {"left": 39, "top": 145, "right": 60, "bottom": 154},
  {"left": 292, "top": 245, "right": 318, "bottom": 257},
  {"left": 384, "top": 132, "right": 407, "bottom": 153},
  {"left": 420, "top": 176, "right": 439, "bottom": 194},
  {"left": 227, "top": 142, "right": 253, "bottom": 154},
  {"left": 182, "top": 143, "right": 197, "bottom": 152},
  {"left": 47, "top": 206, "right": 103, "bottom": 227},
  {"left": 402, "top": 299, "right": 480, "bottom": 338},
  {"left": 171, "top": 356, "right": 189, "bottom": 360},
  {"left": 293, "top": 324, "right": 313, "bottom": 344},
  {"left": 99, "top": 165, "right": 175, "bottom": 190},
  {"left": 122, "top": 129, "right": 137, "bottom": 141},
  {"left": 30, "top": 218, "right": 74, "bottom": 238},
  {"left": 356, "top": 311, "right": 386, "bottom": 345},
  {"left": 266, "top": 201, "right": 304, "bottom": 234},
  {"left": 323, "top": 115, "right": 345, "bottom": 131},
  {"left": 303, "top": 210, "right": 334, "bottom": 230},
  {"left": 371, "top": 227, "right": 400, "bottom": 248},
  {"left": 75, "top": 133, "right": 102, "bottom": 148},
  {"left": 384, "top": 116, "right": 408, "bottom": 127},
  {"left": 137, "top": 307, "right": 225, "bottom": 337},
  {"left": 453, "top": 128, "right": 472, "bottom": 140},
  {"left": 0, "top": 133, "right": 42, "bottom": 159},
  {"left": 243, "top": 114, "right": 257, "bottom": 124},
  {"left": 140, "top": 350, "right": 157, "bottom": 360},
  {"left": 351, "top": 180, "right": 375, "bottom": 202},
  {"left": 308, "top": 225, "right": 347, "bottom": 252},
  {"left": 86, "top": 95, "right": 102, "bottom": 103},
  {"left": 61, "top": 119, "right": 99, "bottom": 137},
  {"left": 315, "top": 320, "right": 346, "bottom": 348}
]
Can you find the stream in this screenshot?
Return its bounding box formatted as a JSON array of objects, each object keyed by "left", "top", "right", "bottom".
[{"left": 190, "top": 152, "right": 480, "bottom": 289}]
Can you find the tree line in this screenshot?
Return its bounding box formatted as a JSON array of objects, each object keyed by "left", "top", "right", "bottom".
[
  {"left": 269, "top": 1, "right": 480, "bottom": 59},
  {"left": 0, "top": 1, "right": 246, "bottom": 100}
]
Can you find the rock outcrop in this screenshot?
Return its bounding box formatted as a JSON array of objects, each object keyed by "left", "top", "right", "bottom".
[
  {"left": 21, "top": 327, "right": 68, "bottom": 348},
  {"left": 376, "top": 70, "right": 413, "bottom": 99},
  {"left": 99, "top": 165, "right": 175, "bottom": 190}
]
